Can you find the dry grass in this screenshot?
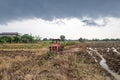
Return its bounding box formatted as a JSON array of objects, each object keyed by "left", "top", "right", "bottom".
[
  {"left": 0, "top": 43, "right": 106, "bottom": 80},
  {"left": 0, "top": 42, "right": 51, "bottom": 49}
]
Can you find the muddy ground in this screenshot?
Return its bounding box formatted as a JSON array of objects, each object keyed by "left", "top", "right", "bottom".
[
  {"left": 0, "top": 45, "right": 105, "bottom": 80},
  {"left": 86, "top": 42, "right": 120, "bottom": 75},
  {"left": 0, "top": 42, "right": 120, "bottom": 80}
]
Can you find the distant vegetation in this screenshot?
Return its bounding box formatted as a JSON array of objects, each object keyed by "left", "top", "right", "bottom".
[
  {"left": 78, "top": 37, "right": 120, "bottom": 42},
  {"left": 0, "top": 34, "right": 39, "bottom": 43},
  {"left": 60, "top": 35, "right": 66, "bottom": 41},
  {"left": 0, "top": 34, "right": 120, "bottom": 43}
]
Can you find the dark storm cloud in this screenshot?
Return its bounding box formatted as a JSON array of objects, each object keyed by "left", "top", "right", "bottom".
[
  {"left": 82, "top": 19, "right": 107, "bottom": 27},
  {"left": 0, "top": 0, "right": 120, "bottom": 24},
  {"left": 82, "top": 20, "right": 100, "bottom": 26}
]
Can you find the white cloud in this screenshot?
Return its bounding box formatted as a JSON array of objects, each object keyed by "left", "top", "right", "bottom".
[{"left": 0, "top": 17, "right": 120, "bottom": 39}]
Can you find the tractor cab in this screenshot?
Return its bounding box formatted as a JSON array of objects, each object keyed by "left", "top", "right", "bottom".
[{"left": 49, "top": 39, "right": 64, "bottom": 52}]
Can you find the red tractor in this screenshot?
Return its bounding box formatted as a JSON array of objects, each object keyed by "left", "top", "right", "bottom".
[{"left": 49, "top": 39, "right": 64, "bottom": 52}]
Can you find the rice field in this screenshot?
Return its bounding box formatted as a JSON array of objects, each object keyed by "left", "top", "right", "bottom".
[{"left": 0, "top": 41, "right": 120, "bottom": 80}]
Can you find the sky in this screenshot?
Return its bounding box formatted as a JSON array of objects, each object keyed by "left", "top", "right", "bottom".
[{"left": 0, "top": 0, "right": 120, "bottom": 39}]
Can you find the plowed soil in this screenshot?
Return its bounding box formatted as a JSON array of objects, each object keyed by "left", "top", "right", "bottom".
[{"left": 0, "top": 44, "right": 106, "bottom": 80}]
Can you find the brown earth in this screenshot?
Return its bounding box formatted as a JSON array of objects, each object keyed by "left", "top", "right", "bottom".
[
  {"left": 86, "top": 42, "right": 120, "bottom": 76},
  {"left": 0, "top": 44, "right": 106, "bottom": 80}
]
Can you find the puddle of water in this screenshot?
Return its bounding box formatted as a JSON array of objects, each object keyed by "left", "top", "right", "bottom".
[
  {"left": 88, "top": 48, "right": 120, "bottom": 80},
  {"left": 100, "top": 59, "right": 120, "bottom": 80},
  {"left": 112, "top": 47, "right": 120, "bottom": 55},
  {"left": 96, "top": 51, "right": 120, "bottom": 80}
]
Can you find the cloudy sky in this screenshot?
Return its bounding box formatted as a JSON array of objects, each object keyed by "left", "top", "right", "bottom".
[{"left": 0, "top": 0, "right": 120, "bottom": 39}]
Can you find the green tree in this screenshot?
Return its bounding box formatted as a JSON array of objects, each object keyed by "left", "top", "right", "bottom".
[
  {"left": 60, "top": 35, "right": 65, "bottom": 41},
  {"left": 21, "top": 34, "right": 34, "bottom": 43},
  {"left": 34, "top": 35, "right": 41, "bottom": 41},
  {"left": 43, "top": 38, "right": 48, "bottom": 41},
  {"left": 9, "top": 36, "right": 15, "bottom": 43},
  {"left": 0, "top": 37, "right": 7, "bottom": 43},
  {"left": 14, "top": 36, "right": 21, "bottom": 43},
  {"left": 0, "top": 36, "right": 12, "bottom": 43},
  {"left": 78, "top": 37, "right": 84, "bottom": 42}
]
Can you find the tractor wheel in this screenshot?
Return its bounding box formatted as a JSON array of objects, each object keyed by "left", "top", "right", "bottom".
[
  {"left": 59, "top": 46, "right": 64, "bottom": 51},
  {"left": 49, "top": 46, "right": 52, "bottom": 52}
]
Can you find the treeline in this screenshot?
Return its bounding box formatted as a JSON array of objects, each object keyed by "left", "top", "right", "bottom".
[
  {"left": 78, "top": 38, "right": 120, "bottom": 42},
  {"left": 0, "top": 34, "right": 40, "bottom": 43},
  {"left": 0, "top": 34, "right": 66, "bottom": 43},
  {"left": 0, "top": 34, "right": 120, "bottom": 43}
]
